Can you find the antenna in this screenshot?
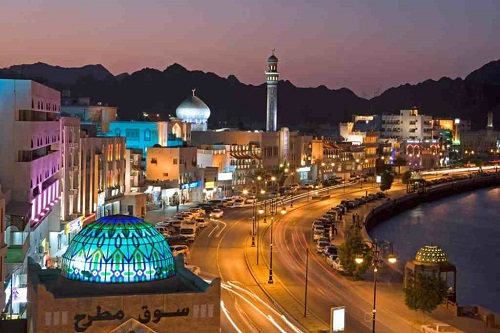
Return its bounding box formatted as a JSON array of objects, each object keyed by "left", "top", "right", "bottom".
[{"left": 192, "top": 88, "right": 196, "bottom": 96}]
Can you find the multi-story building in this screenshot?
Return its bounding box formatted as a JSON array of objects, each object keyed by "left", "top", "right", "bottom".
[
  {"left": 381, "top": 109, "right": 433, "bottom": 140},
  {"left": 197, "top": 145, "right": 231, "bottom": 173},
  {"left": 461, "top": 113, "right": 499, "bottom": 158},
  {"left": 61, "top": 94, "right": 117, "bottom": 134},
  {"left": 79, "top": 135, "right": 126, "bottom": 220},
  {"left": 0, "top": 184, "right": 8, "bottom": 312},
  {"left": 125, "top": 148, "right": 145, "bottom": 192},
  {"left": 107, "top": 119, "right": 191, "bottom": 158},
  {"left": 0, "top": 79, "right": 62, "bottom": 318},
  {"left": 191, "top": 129, "right": 313, "bottom": 185},
  {"left": 146, "top": 147, "right": 199, "bottom": 202}
]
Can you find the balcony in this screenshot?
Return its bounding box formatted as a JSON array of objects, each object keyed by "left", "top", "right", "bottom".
[{"left": 5, "top": 232, "right": 30, "bottom": 264}]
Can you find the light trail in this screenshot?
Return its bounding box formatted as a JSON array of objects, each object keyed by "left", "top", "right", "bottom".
[{"left": 221, "top": 300, "right": 244, "bottom": 333}]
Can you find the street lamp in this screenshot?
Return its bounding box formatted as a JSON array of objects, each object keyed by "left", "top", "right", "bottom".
[
  {"left": 260, "top": 189, "right": 266, "bottom": 195},
  {"left": 243, "top": 189, "right": 248, "bottom": 195},
  {"left": 268, "top": 202, "right": 285, "bottom": 284},
  {"left": 355, "top": 239, "right": 397, "bottom": 333}
]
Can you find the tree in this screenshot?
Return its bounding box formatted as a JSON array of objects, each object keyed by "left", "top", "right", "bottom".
[
  {"left": 338, "top": 229, "right": 372, "bottom": 278},
  {"left": 404, "top": 272, "right": 447, "bottom": 314},
  {"left": 401, "top": 171, "right": 412, "bottom": 185},
  {"left": 394, "top": 155, "right": 406, "bottom": 175},
  {"left": 380, "top": 170, "right": 394, "bottom": 192}
]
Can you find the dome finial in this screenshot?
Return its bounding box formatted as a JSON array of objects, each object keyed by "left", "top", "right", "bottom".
[
  {"left": 272, "top": 48, "right": 275, "bottom": 56},
  {"left": 192, "top": 88, "right": 196, "bottom": 96}
]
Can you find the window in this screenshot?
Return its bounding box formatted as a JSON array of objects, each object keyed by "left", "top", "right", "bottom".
[
  {"left": 115, "top": 128, "right": 121, "bottom": 136},
  {"left": 150, "top": 158, "right": 157, "bottom": 164},
  {"left": 144, "top": 129, "right": 151, "bottom": 141},
  {"left": 173, "top": 158, "right": 178, "bottom": 165},
  {"left": 125, "top": 129, "right": 140, "bottom": 141}
]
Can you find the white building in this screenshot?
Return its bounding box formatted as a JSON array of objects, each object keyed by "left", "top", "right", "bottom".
[
  {"left": 0, "top": 79, "right": 61, "bottom": 317},
  {"left": 381, "top": 109, "right": 433, "bottom": 140},
  {"left": 61, "top": 95, "right": 117, "bottom": 134},
  {"left": 176, "top": 90, "right": 210, "bottom": 131}
]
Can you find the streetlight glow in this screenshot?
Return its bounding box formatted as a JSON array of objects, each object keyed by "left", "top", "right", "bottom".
[
  {"left": 355, "top": 254, "right": 364, "bottom": 264},
  {"left": 280, "top": 208, "right": 287, "bottom": 215},
  {"left": 258, "top": 208, "right": 265, "bottom": 215},
  {"left": 388, "top": 254, "right": 397, "bottom": 264},
  {"left": 271, "top": 176, "right": 276, "bottom": 181},
  {"left": 243, "top": 189, "right": 248, "bottom": 195},
  {"left": 257, "top": 176, "right": 262, "bottom": 181},
  {"left": 260, "top": 189, "right": 265, "bottom": 195}
]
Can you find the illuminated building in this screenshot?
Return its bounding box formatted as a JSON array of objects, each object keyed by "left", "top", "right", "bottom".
[
  {"left": 26, "top": 215, "right": 221, "bottom": 333},
  {"left": 107, "top": 119, "right": 191, "bottom": 158},
  {"left": 381, "top": 109, "right": 433, "bottom": 140},
  {"left": 266, "top": 52, "right": 279, "bottom": 132},
  {"left": 176, "top": 90, "right": 210, "bottom": 131},
  {"left": 61, "top": 94, "right": 117, "bottom": 134},
  {"left": 0, "top": 79, "right": 61, "bottom": 317}
]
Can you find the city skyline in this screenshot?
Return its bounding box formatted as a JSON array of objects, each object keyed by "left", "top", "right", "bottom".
[{"left": 1, "top": 0, "right": 499, "bottom": 96}]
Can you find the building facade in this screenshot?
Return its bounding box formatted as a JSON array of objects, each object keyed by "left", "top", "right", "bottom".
[
  {"left": 381, "top": 109, "right": 433, "bottom": 140},
  {"left": 61, "top": 95, "right": 117, "bottom": 134},
  {"left": 0, "top": 79, "right": 62, "bottom": 318}
]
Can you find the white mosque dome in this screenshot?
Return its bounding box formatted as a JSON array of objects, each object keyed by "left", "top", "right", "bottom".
[{"left": 176, "top": 90, "right": 210, "bottom": 131}]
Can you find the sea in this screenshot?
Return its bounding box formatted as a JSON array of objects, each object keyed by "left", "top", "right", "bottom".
[{"left": 368, "top": 186, "right": 500, "bottom": 313}]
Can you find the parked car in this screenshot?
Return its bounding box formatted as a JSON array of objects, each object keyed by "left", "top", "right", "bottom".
[
  {"left": 170, "top": 245, "right": 190, "bottom": 257},
  {"left": 185, "top": 264, "right": 201, "bottom": 276},
  {"left": 289, "top": 183, "right": 300, "bottom": 190},
  {"left": 180, "top": 226, "right": 196, "bottom": 242},
  {"left": 330, "top": 257, "right": 344, "bottom": 272},
  {"left": 312, "top": 227, "right": 325, "bottom": 241},
  {"left": 195, "top": 218, "right": 208, "bottom": 228},
  {"left": 245, "top": 196, "right": 258, "bottom": 204},
  {"left": 155, "top": 226, "right": 173, "bottom": 237},
  {"left": 233, "top": 199, "right": 245, "bottom": 206},
  {"left": 210, "top": 209, "right": 224, "bottom": 219},
  {"left": 323, "top": 245, "right": 338, "bottom": 259},
  {"left": 312, "top": 220, "right": 324, "bottom": 230},
  {"left": 165, "top": 219, "right": 182, "bottom": 228},
  {"left": 301, "top": 183, "right": 314, "bottom": 190},
  {"left": 420, "top": 323, "right": 458, "bottom": 333},
  {"left": 316, "top": 240, "right": 330, "bottom": 253}
]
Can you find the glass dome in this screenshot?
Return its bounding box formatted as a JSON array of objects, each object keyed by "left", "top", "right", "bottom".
[
  {"left": 414, "top": 245, "right": 448, "bottom": 265},
  {"left": 61, "top": 215, "right": 176, "bottom": 283}
]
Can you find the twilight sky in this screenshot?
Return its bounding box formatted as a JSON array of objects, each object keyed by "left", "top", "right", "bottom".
[{"left": 1, "top": 0, "right": 499, "bottom": 96}]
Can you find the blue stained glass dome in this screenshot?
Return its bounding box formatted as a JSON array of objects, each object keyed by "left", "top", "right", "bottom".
[{"left": 61, "top": 215, "right": 176, "bottom": 283}]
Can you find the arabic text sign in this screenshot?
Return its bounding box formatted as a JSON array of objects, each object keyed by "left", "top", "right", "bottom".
[
  {"left": 330, "top": 306, "right": 346, "bottom": 332},
  {"left": 74, "top": 305, "right": 190, "bottom": 332}
]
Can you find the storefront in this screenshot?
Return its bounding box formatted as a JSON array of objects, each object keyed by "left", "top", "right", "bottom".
[
  {"left": 297, "top": 166, "right": 311, "bottom": 182},
  {"left": 180, "top": 180, "right": 201, "bottom": 203}
]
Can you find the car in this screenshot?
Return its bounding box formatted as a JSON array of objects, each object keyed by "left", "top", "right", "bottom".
[
  {"left": 170, "top": 245, "right": 190, "bottom": 257},
  {"left": 245, "top": 196, "right": 258, "bottom": 204},
  {"left": 376, "top": 192, "right": 387, "bottom": 198},
  {"left": 330, "top": 257, "right": 344, "bottom": 272},
  {"left": 179, "top": 226, "right": 196, "bottom": 242},
  {"left": 155, "top": 226, "right": 173, "bottom": 237},
  {"left": 185, "top": 264, "right": 201, "bottom": 276},
  {"left": 165, "top": 219, "right": 182, "bottom": 228},
  {"left": 312, "top": 220, "right": 324, "bottom": 230},
  {"left": 189, "top": 208, "right": 206, "bottom": 216},
  {"left": 312, "top": 227, "right": 325, "bottom": 241},
  {"left": 195, "top": 217, "right": 208, "bottom": 228},
  {"left": 233, "top": 199, "right": 245, "bottom": 206},
  {"left": 301, "top": 183, "right": 314, "bottom": 190},
  {"left": 316, "top": 240, "right": 330, "bottom": 253},
  {"left": 290, "top": 183, "right": 300, "bottom": 190},
  {"left": 210, "top": 209, "right": 224, "bottom": 219},
  {"left": 323, "top": 245, "right": 338, "bottom": 258},
  {"left": 420, "top": 323, "right": 458, "bottom": 332}
]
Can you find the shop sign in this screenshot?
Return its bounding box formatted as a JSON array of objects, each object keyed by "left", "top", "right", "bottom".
[
  {"left": 204, "top": 181, "right": 215, "bottom": 189},
  {"left": 218, "top": 172, "right": 233, "bottom": 181},
  {"left": 12, "top": 287, "right": 27, "bottom": 303},
  {"left": 330, "top": 306, "right": 346, "bottom": 332},
  {"left": 97, "top": 192, "right": 105, "bottom": 206},
  {"left": 297, "top": 166, "right": 311, "bottom": 172},
  {"left": 66, "top": 216, "right": 83, "bottom": 235},
  {"left": 74, "top": 305, "right": 189, "bottom": 332},
  {"left": 180, "top": 181, "right": 200, "bottom": 190}
]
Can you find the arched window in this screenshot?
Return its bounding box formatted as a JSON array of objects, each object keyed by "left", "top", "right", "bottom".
[
  {"left": 144, "top": 129, "right": 151, "bottom": 141},
  {"left": 115, "top": 128, "right": 121, "bottom": 137}
]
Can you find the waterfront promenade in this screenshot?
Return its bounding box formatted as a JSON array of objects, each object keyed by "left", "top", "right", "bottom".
[{"left": 247, "top": 173, "right": 500, "bottom": 332}]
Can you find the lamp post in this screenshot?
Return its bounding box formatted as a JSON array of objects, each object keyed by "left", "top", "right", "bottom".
[
  {"left": 355, "top": 239, "right": 397, "bottom": 333},
  {"left": 251, "top": 200, "right": 256, "bottom": 247},
  {"left": 268, "top": 202, "right": 286, "bottom": 284}
]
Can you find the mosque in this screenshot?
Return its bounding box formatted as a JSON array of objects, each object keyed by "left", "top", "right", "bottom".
[
  {"left": 26, "top": 215, "right": 221, "bottom": 333},
  {"left": 175, "top": 89, "right": 211, "bottom": 131}
]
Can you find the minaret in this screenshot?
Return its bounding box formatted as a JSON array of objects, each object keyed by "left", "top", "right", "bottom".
[{"left": 266, "top": 50, "right": 279, "bottom": 132}]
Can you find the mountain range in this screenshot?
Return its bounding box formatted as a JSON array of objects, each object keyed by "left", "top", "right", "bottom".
[{"left": 1, "top": 59, "right": 499, "bottom": 131}]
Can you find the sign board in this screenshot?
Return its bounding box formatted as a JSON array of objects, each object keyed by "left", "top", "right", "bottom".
[
  {"left": 297, "top": 166, "right": 311, "bottom": 172},
  {"left": 181, "top": 181, "right": 200, "bottom": 190},
  {"left": 66, "top": 216, "right": 83, "bottom": 235},
  {"left": 376, "top": 175, "right": 382, "bottom": 183},
  {"left": 218, "top": 172, "right": 233, "bottom": 181},
  {"left": 97, "top": 191, "right": 106, "bottom": 206},
  {"left": 204, "top": 181, "right": 215, "bottom": 189},
  {"left": 330, "top": 306, "right": 346, "bottom": 332}
]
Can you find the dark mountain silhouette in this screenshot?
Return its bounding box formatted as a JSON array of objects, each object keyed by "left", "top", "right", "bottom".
[
  {"left": 465, "top": 59, "right": 500, "bottom": 85},
  {"left": 1, "top": 60, "right": 499, "bottom": 130},
  {"left": 3, "top": 62, "right": 113, "bottom": 85}
]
